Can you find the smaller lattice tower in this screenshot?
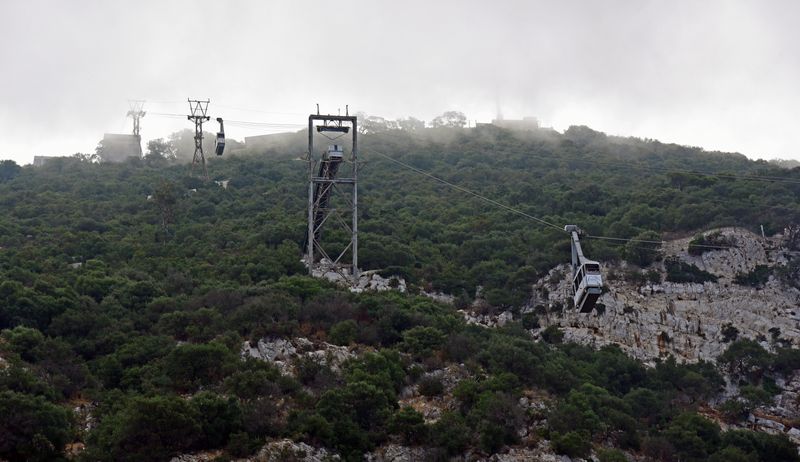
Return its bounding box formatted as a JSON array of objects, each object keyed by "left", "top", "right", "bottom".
[
  {"left": 127, "top": 100, "right": 146, "bottom": 138},
  {"left": 187, "top": 99, "right": 211, "bottom": 180}
]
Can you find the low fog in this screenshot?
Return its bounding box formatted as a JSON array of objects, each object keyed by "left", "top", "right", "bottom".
[{"left": 2, "top": 0, "right": 799, "bottom": 163}]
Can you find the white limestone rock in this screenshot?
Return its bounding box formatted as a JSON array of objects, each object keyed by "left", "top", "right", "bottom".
[{"left": 242, "top": 337, "right": 355, "bottom": 376}]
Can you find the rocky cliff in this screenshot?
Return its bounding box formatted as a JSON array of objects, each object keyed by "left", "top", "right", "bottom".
[{"left": 530, "top": 227, "right": 799, "bottom": 364}]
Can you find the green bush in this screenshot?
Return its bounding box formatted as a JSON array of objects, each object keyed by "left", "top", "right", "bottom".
[
  {"left": 418, "top": 375, "right": 445, "bottom": 396},
  {"left": 329, "top": 320, "right": 358, "bottom": 346},
  {"left": 162, "top": 342, "right": 237, "bottom": 392},
  {"left": 597, "top": 448, "right": 629, "bottom": 462},
  {"left": 551, "top": 430, "right": 591, "bottom": 458},
  {"left": 541, "top": 325, "right": 564, "bottom": 344},
  {"left": 190, "top": 392, "right": 243, "bottom": 448},
  {"left": 664, "top": 413, "right": 721, "bottom": 462},
  {"left": 430, "top": 412, "right": 470, "bottom": 456},
  {"left": 664, "top": 257, "right": 718, "bottom": 284},
  {"left": 721, "top": 429, "right": 800, "bottom": 462},
  {"left": 401, "top": 326, "right": 446, "bottom": 358},
  {"left": 734, "top": 265, "right": 773, "bottom": 288},
  {"left": 388, "top": 406, "right": 427, "bottom": 444},
  {"left": 87, "top": 395, "right": 201, "bottom": 462},
  {"left": 0, "top": 391, "right": 73, "bottom": 462}
]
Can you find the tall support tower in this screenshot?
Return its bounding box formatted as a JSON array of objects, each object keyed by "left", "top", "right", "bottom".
[
  {"left": 187, "top": 99, "right": 211, "bottom": 180},
  {"left": 127, "top": 100, "right": 146, "bottom": 137},
  {"left": 306, "top": 106, "right": 359, "bottom": 280}
]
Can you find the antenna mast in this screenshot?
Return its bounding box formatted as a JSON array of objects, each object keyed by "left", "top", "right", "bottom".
[{"left": 187, "top": 99, "right": 211, "bottom": 180}]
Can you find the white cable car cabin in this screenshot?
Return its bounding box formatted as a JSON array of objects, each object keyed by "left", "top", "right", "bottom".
[
  {"left": 326, "top": 144, "right": 344, "bottom": 161},
  {"left": 215, "top": 118, "right": 225, "bottom": 156},
  {"left": 565, "top": 225, "right": 603, "bottom": 313}
]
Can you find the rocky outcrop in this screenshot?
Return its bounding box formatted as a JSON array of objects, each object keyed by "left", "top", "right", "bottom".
[
  {"left": 365, "top": 444, "right": 429, "bottom": 461},
  {"left": 242, "top": 337, "right": 356, "bottom": 376},
  {"left": 253, "top": 439, "right": 340, "bottom": 461},
  {"left": 171, "top": 440, "right": 339, "bottom": 462},
  {"left": 773, "top": 371, "right": 800, "bottom": 422},
  {"left": 422, "top": 291, "right": 455, "bottom": 304},
  {"left": 461, "top": 309, "right": 514, "bottom": 328},
  {"left": 170, "top": 452, "right": 221, "bottom": 462},
  {"left": 399, "top": 364, "right": 473, "bottom": 422},
  {"left": 309, "top": 259, "right": 408, "bottom": 294},
  {"left": 484, "top": 442, "right": 573, "bottom": 462},
  {"left": 365, "top": 441, "right": 574, "bottom": 462}
]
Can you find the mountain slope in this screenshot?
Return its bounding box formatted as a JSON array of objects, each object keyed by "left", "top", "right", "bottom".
[{"left": 1, "top": 125, "right": 800, "bottom": 461}]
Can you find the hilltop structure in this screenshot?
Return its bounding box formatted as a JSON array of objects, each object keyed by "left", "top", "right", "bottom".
[
  {"left": 32, "top": 155, "right": 63, "bottom": 167},
  {"left": 96, "top": 133, "right": 142, "bottom": 163},
  {"left": 475, "top": 116, "right": 541, "bottom": 131},
  {"left": 491, "top": 116, "right": 540, "bottom": 130}
]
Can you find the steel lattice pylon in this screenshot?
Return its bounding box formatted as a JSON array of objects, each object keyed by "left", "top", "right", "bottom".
[
  {"left": 305, "top": 108, "right": 359, "bottom": 280},
  {"left": 188, "top": 99, "right": 210, "bottom": 180}
]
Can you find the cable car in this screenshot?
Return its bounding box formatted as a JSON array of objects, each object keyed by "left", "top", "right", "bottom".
[
  {"left": 326, "top": 144, "right": 344, "bottom": 161},
  {"left": 215, "top": 118, "right": 225, "bottom": 156},
  {"left": 565, "top": 225, "right": 603, "bottom": 313}
]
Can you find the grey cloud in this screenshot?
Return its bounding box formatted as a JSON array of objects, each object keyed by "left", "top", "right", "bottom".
[{"left": 1, "top": 0, "right": 798, "bottom": 163}]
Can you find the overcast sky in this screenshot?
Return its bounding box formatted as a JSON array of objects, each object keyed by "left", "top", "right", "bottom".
[{"left": 2, "top": 0, "right": 799, "bottom": 164}]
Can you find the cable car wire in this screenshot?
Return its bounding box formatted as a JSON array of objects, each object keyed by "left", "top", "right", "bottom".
[
  {"left": 213, "top": 104, "right": 307, "bottom": 117},
  {"left": 366, "top": 130, "right": 800, "bottom": 186},
  {"left": 138, "top": 111, "right": 780, "bottom": 251},
  {"left": 364, "top": 146, "right": 740, "bottom": 250},
  {"left": 584, "top": 234, "right": 736, "bottom": 250},
  {"left": 364, "top": 149, "right": 564, "bottom": 231}
]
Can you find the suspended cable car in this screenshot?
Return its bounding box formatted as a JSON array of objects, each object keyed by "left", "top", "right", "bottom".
[
  {"left": 326, "top": 144, "right": 344, "bottom": 161},
  {"left": 565, "top": 225, "right": 603, "bottom": 313},
  {"left": 215, "top": 117, "right": 225, "bottom": 156}
]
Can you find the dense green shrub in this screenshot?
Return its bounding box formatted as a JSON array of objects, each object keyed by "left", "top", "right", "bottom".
[
  {"left": 551, "top": 430, "right": 591, "bottom": 458},
  {"left": 0, "top": 391, "right": 73, "bottom": 462},
  {"left": 734, "top": 265, "right": 773, "bottom": 288},
  {"left": 329, "top": 320, "right": 358, "bottom": 345},
  {"left": 665, "top": 256, "right": 718, "bottom": 283},
  {"left": 86, "top": 395, "right": 201, "bottom": 462},
  {"left": 388, "top": 406, "right": 427, "bottom": 444},
  {"left": 418, "top": 375, "right": 445, "bottom": 396}
]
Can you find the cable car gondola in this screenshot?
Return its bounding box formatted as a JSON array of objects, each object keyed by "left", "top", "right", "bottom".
[
  {"left": 215, "top": 117, "right": 225, "bottom": 156},
  {"left": 565, "top": 225, "right": 603, "bottom": 313}
]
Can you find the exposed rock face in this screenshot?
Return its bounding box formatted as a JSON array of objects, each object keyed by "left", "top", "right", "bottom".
[
  {"left": 398, "top": 364, "right": 473, "bottom": 422},
  {"left": 365, "top": 441, "right": 573, "bottom": 462},
  {"left": 422, "top": 291, "right": 455, "bottom": 304},
  {"left": 461, "top": 309, "right": 514, "bottom": 328},
  {"left": 365, "top": 444, "right": 429, "bottom": 461},
  {"left": 170, "top": 452, "right": 220, "bottom": 462},
  {"left": 171, "top": 440, "right": 339, "bottom": 462},
  {"left": 531, "top": 228, "right": 800, "bottom": 363},
  {"left": 309, "top": 259, "right": 408, "bottom": 293},
  {"left": 353, "top": 270, "right": 407, "bottom": 293},
  {"left": 253, "top": 439, "right": 340, "bottom": 461},
  {"left": 242, "top": 337, "right": 355, "bottom": 376},
  {"left": 484, "top": 442, "right": 571, "bottom": 462},
  {"left": 774, "top": 371, "right": 800, "bottom": 421}
]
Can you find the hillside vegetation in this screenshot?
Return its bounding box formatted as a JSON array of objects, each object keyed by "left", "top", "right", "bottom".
[{"left": 1, "top": 125, "right": 800, "bottom": 461}]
